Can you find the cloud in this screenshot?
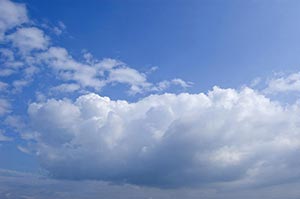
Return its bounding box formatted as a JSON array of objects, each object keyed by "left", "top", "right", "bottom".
[
  {"left": 0, "top": 130, "right": 12, "bottom": 141},
  {"left": 156, "top": 78, "right": 192, "bottom": 91},
  {"left": 108, "top": 66, "right": 151, "bottom": 94},
  {"left": 39, "top": 47, "right": 107, "bottom": 90},
  {"left": 23, "top": 86, "right": 300, "bottom": 187},
  {"left": 2, "top": 168, "right": 300, "bottom": 199},
  {"left": 0, "top": 0, "right": 190, "bottom": 95},
  {"left": 51, "top": 83, "right": 81, "bottom": 93},
  {"left": 0, "top": 48, "right": 24, "bottom": 77},
  {"left": 38, "top": 47, "right": 189, "bottom": 94},
  {"left": 265, "top": 72, "right": 300, "bottom": 94},
  {"left": 0, "top": 0, "right": 28, "bottom": 40},
  {"left": 12, "top": 79, "right": 31, "bottom": 92},
  {"left": 0, "top": 0, "right": 300, "bottom": 196},
  {"left": 0, "top": 81, "right": 8, "bottom": 91},
  {"left": 0, "top": 98, "right": 10, "bottom": 116},
  {"left": 7, "top": 27, "right": 49, "bottom": 54},
  {"left": 53, "top": 21, "right": 66, "bottom": 35}
]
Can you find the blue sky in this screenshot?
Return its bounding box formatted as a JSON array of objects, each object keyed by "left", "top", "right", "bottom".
[
  {"left": 1, "top": 0, "right": 300, "bottom": 198},
  {"left": 21, "top": 0, "right": 300, "bottom": 92}
]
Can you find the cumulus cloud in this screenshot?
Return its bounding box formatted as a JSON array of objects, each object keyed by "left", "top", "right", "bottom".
[
  {"left": 0, "top": 0, "right": 28, "bottom": 40},
  {"left": 23, "top": 86, "right": 300, "bottom": 187},
  {"left": 0, "top": 0, "right": 300, "bottom": 195},
  {"left": 7, "top": 27, "right": 49, "bottom": 54},
  {"left": 108, "top": 66, "right": 151, "bottom": 94}
]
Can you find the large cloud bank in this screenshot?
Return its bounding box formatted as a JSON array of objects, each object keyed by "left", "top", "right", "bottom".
[
  {"left": 26, "top": 86, "right": 300, "bottom": 187},
  {"left": 2, "top": 0, "right": 300, "bottom": 190}
]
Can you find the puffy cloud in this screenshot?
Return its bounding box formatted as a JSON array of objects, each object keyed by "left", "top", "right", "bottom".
[
  {"left": 39, "top": 47, "right": 107, "bottom": 90},
  {"left": 0, "top": 0, "right": 28, "bottom": 40},
  {"left": 24, "top": 86, "right": 300, "bottom": 187},
  {"left": 108, "top": 66, "right": 151, "bottom": 94},
  {"left": 7, "top": 27, "right": 49, "bottom": 53}
]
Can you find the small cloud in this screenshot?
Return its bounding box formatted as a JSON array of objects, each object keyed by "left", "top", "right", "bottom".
[
  {"left": 51, "top": 83, "right": 81, "bottom": 93},
  {"left": 0, "top": 98, "right": 10, "bottom": 116},
  {"left": 264, "top": 72, "right": 300, "bottom": 94},
  {"left": 250, "top": 77, "right": 261, "bottom": 88},
  {"left": 7, "top": 27, "right": 50, "bottom": 54},
  {"left": 0, "top": 0, "right": 28, "bottom": 40}
]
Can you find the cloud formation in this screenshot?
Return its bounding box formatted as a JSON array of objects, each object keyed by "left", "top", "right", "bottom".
[
  {"left": 0, "top": 0, "right": 190, "bottom": 98},
  {"left": 2, "top": 168, "right": 300, "bottom": 199},
  {"left": 7, "top": 27, "right": 49, "bottom": 54},
  {"left": 0, "top": 98, "right": 10, "bottom": 116},
  {"left": 0, "top": 0, "right": 27, "bottom": 40},
  {"left": 265, "top": 72, "right": 300, "bottom": 94},
  {"left": 2, "top": 0, "right": 300, "bottom": 192},
  {"left": 23, "top": 86, "right": 300, "bottom": 187}
]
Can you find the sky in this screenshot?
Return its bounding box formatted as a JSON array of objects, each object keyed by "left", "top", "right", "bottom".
[{"left": 1, "top": 0, "right": 300, "bottom": 198}]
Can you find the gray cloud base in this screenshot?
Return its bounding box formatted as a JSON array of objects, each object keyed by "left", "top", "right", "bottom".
[{"left": 3, "top": 169, "right": 300, "bottom": 199}]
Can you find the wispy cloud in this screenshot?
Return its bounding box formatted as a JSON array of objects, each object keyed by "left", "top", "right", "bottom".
[
  {"left": 0, "top": 0, "right": 190, "bottom": 97},
  {"left": 264, "top": 72, "right": 300, "bottom": 94}
]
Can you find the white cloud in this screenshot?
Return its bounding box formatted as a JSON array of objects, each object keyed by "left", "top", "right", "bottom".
[
  {"left": 0, "top": 81, "right": 8, "bottom": 91},
  {"left": 0, "top": 0, "right": 190, "bottom": 95},
  {"left": 171, "top": 78, "right": 193, "bottom": 88},
  {"left": 39, "top": 47, "right": 106, "bottom": 90},
  {"left": 7, "top": 27, "right": 49, "bottom": 53},
  {"left": 23, "top": 86, "right": 300, "bottom": 187},
  {"left": 51, "top": 83, "right": 81, "bottom": 93},
  {"left": 12, "top": 79, "right": 31, "bottom": 92},
  {"left": 265, "top": 72, "right": 300, "bottom": 94},
  {"left": 0, "top": 0, "right": 28, "bottom": 40},
  {"left": 0, "top": 48, "right": 24, "bottom": 76},
  {"left": 108, "top": 67, "right": 151, "bottom": 94},
  {"left": 53, "top": 21, "right": 66, "bottom": 35},
  {"left": 0, "top": 98, "right": 10, "bottom": 115},
  {"left": 156, "top": 78, "right": 192, "bottom": 91},
  {"left": 37, "top": 47, "right": 189, "bottom": 94}
]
